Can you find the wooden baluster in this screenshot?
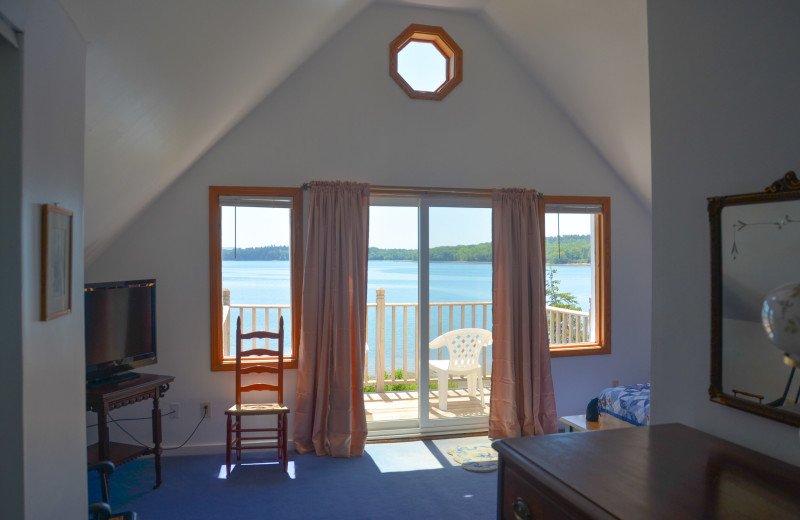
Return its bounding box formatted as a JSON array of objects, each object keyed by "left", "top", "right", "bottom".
[
  {"left": 403, "top": 305, "right": 408, "bottom": 382},
  {"left": 376, "top": 288, "right": 385, "bottom": 393},
  {"left": 251, "top": 307, "right": 257, "bottom": 349},
  {"left": 471, "top": 304, "right": 476, "bottom": 329},
  {"left": 414, "top": 304, "right": 419, "bottom": 386},
  {"left": 557, "top": 311, "right": 563, "bottom": 344},
  {"left": 365, "top": 306, "right": 371, "bottom": 383},
  {"left": 391, "top": 305, "right": 396, "bottom": 383},
  {"left": 449, "top": 304, "right": 454, "bottom": 334},
  {"left": 222, "top": 289, "right": 231, "bottom": 357},
  {"left": 584, "top": 315, "right": 589, "bottom": 342}
]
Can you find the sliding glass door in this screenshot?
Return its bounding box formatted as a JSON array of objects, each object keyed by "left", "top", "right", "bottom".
[
  {"left": 364, "top": 203, "right": 420, "bottom": 430},
  {"left": 365, "top": 195, "right": 491, "bottom": 436},
  {"left": 425, "top": 205, "right": 492, "bottom": 427}
]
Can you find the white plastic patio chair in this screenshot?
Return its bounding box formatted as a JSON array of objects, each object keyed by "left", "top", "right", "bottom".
[{"left": 428, "top": 328, "right": 492, "bottom": 411}]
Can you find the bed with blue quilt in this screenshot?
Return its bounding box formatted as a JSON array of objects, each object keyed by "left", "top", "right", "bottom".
[{"left": 597, "top": 383, "right": 650, "bottom": 426}]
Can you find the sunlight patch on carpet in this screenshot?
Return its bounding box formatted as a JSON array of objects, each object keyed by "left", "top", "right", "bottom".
[
  {"left": 217, "top": 461, "right": 295, "bottom": 479},
  {"left": 365, "top": 441, "right": 444, "bottom": 473}
]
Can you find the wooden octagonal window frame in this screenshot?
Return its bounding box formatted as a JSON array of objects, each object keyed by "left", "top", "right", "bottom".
[{"left": 390, "top": 24, "right": 462, "bottom": 101}]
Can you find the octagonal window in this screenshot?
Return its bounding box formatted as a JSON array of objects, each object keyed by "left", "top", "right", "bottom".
[{"left": 390, "top": 24, "right": 462, "bottom": 101}]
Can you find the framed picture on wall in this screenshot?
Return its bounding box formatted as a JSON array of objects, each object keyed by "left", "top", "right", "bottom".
[{"left": 41, "top": 204, "right": 73, "bottom": 320}]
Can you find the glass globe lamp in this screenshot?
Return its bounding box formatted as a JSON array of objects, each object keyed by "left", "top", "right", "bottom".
[{"left": 761, "top": 281, "right": 800, "bottom": 368}]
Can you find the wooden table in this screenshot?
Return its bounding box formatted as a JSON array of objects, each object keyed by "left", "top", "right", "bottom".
[
  {"left": 86, "top": 373, "right": 174, "bottom": 489},
  {"left": 493, "top": 423, "right": 800, "bottom": 519},
  {"left": 559, "top": 414, "right": 598, "bottom": 432},
  {"left": 559, "top": 413, "right": 635, "bottom": 432}
]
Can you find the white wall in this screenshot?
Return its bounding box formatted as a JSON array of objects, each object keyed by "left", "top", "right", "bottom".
[
  {"left": 0, "top": 0, "right": 87, "bottom": 518},
  {"left": 87, "top": 4, "right": 652, "bottom": 449},
  {"left": 649, "top": 0, "right": 800, "bottom": 465}
]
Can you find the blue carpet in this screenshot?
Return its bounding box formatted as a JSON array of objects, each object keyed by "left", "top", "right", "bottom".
[{"left": 90, "top": 440, "right": 497, "bottom": 519}]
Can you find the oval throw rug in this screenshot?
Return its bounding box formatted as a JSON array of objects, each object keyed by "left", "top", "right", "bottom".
[{"left": 446, "top": 442, "right": 498, "bottom": 472}]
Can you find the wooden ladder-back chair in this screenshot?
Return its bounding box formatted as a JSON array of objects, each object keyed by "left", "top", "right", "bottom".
[{"left": 225, "top": 316, "right": 289, "bottom": 476}]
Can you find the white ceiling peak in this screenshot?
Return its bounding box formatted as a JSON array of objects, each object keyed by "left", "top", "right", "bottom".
[{"left": 59, "top": 0, "right": 651, "bottom": 263}]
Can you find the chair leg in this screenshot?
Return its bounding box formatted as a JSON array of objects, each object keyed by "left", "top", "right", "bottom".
[
  {"left": 235, "top": 417, "right": 242, "bottom": 461},
  {"left": 281, "top": 414, "right": 288, "bottom": 473},
  {"left": 438, "top": 371, "right": 448, "bottom": 411},
  {"left": 225, "top": 414, "right": 232, "bottom": 476},
  {"left": 276, "top": 415, "right": 282, "bottom": 461}
]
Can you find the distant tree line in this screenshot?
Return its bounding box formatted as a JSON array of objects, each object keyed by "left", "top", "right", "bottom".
[
  {"left": 223, "top": 243, "right": 495, "bottom": 262},
  {"left": 222, "top": 245, "right": 289, "bottom": 261},
  {"left": 368, "top": 242, "right": 492, "bottom": 262},
  {"left": 224, "top": 236, "right": 590, "bottom": 265},
  {"left": 544, "top": 235, "right": 591, "bottom": 264}
]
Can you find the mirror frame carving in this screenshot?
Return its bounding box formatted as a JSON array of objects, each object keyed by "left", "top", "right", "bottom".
[{"left": 708, "top": 171, "right": 800, "bottom": 426}]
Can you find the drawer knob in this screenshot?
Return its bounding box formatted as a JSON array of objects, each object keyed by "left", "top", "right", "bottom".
[{"left": 512, "top": 497, "right": 533, "bottom": 520}]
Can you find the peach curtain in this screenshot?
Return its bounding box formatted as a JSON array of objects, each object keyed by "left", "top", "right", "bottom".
[
  {"left": 489, "top": 188, "right": 558, "bottom": 438},
  {"left": 293, "top": 181, "right": 369, "bottom": 457}
]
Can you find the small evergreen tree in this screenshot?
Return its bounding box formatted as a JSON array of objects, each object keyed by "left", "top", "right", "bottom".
[{"left": 545, "top": 266, "right": 582, "bottom": 311}]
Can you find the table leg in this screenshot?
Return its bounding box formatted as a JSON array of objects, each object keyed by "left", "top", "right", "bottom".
[
  {"left": 97, "top": 409, "right": 110, "bottom": 493},
  {"left": 152, "top": 393, "right": 163, "bottom": 489},
  {"left": 98, "top": 409, "right": 110, "bottom": 460}
]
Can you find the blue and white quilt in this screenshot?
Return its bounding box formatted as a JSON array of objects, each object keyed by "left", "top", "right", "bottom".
[{"left": 597, "top": 383, "right": 650, "bottom": 426}]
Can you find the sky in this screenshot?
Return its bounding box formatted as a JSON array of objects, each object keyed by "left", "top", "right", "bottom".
[
  {"left": 367, "top": 207, "right": 590, "bottom": 248},
  {"left": 222, "top": 205, "right": 590, "bottom": 250},
  {"left": 221, "top": 206, "right": 290, "bottom": 249},
  {"left": 397, "top": 41, "right": 446, "bottom": 92},
  {"left": 544, "top": 213, "right": 591, "bottom": 237},
  {"left": 369, "top": 206, "right": 493, "bottom": 249}
]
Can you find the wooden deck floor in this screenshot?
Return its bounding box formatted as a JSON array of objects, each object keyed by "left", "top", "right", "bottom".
[{"left": 364, "top": 388, "right": 490, "bottom": 422}]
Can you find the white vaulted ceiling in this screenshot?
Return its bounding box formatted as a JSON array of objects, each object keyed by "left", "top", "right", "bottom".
[{"left": 58, "top": 0, "right": 650, "bottom": 263}]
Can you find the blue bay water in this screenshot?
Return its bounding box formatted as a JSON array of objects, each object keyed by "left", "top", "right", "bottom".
[{"left": 222, "top": 260, "right": 590, "bottom": 377}]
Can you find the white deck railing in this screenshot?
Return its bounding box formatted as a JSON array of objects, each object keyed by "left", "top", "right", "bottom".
[
  {"left": 222, "top": 288, "right": 591, "bottom": 391},
  {"left": 547, "top": 307, "right": 591, "bottom": 345}
]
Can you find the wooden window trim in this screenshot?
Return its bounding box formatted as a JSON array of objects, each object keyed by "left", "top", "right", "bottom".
[
  {"left": 209, "top": 186, "right": 303, "bottom": 371},
  {"left": 540, "top": 195, "right": 611, "bottom": 357},
  {"left": 390, "top": 24, "right": 463, "bottom": 101}
]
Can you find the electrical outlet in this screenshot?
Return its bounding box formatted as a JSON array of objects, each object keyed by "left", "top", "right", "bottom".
[
  {"left": 169, "top": 402, "right": 180, "bottom": 419},
  {"left": 201, "top": 402, "right": 211, "bottom": 418},
  {"left": 612, "top": 380, "right": 620, "bottom": 388}
]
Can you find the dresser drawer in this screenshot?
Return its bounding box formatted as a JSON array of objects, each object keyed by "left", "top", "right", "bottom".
[{"left": 502, "top": 463, "right": 575, "bottom": 520}]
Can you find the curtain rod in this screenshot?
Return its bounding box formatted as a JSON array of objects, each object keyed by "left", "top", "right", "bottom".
[{"left": 301, "top": 183, "right": 543, "bottom": 198}]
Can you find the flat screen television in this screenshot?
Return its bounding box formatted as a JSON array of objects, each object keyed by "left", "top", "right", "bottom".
[{"left": 85, "top": 279, "right": 157, "bottom": 387}]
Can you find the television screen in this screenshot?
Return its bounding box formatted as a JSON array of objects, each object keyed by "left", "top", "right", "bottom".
[{"left": 85, "top": 279, "right": 156, "bottom": 385}]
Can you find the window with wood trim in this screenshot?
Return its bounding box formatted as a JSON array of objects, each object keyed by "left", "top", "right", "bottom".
[
  {"left": 390, "top": 24, "right": 462, "bottom": 101},
  {"left": 208, "top": 187, "right": 303, "bottom": 371},
  {"left": 541, "top": 196, "right": 611, "bottom": 356}
]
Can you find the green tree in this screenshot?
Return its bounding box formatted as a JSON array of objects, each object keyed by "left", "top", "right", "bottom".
[{"left": 545, "top": 266, "right": 581, "bottom": 311}]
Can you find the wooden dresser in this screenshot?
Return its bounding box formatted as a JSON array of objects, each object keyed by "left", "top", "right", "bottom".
[{"left": 492, "top": 423, "right": 800, "bottom": 519}]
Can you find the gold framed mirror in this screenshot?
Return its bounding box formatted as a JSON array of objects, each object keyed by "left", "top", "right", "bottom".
[{"left": 708, "top": 172, "right": 800, "bottom": 426}]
